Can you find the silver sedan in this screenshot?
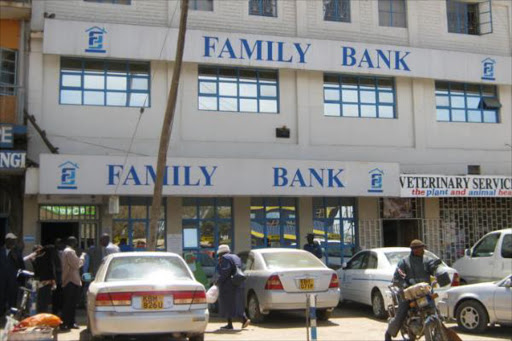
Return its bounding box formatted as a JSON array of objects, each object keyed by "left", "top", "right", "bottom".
[
  {"left": 243, "top": 248, "right": 340, "bottom": 323},
  {"left": 87, "top": 252, "right": 208, "bottom": 340},
  {"left": 438, "top": 275, "right": 512, "bottom": 333}
]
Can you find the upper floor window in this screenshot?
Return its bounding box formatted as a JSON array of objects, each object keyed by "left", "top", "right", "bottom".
[
  {"left": 59, "top": 58, "right": 150, "bottom": 107},
  {"left": 379, "top": 0, "right": 406, "bottom": 28},
  {"left": 198, "top": 66, "right": 279, "bottom": 113},
  {"left": 0, "top": 48, "right": 17, "bottom": 96},
  {"left": 84, "top": 0, "right": 131, "bottom": 4},
  {"left": 324, "top": 74, "right": 396, "bottom": 118},
  {"left": 324, "top": 0, "right": 350, "bottom": 22},
  {"left": 249, "top": 0, "right": 277, "bottom": 17},
  {"left": 191, "top": 0, "right": 213, "bottom": 11},
  {"left": 436, "top": 81, "right": 500, "bottom": 123},
  {"left": 446, "top": 0, "right": 493, "bottom": 35}
]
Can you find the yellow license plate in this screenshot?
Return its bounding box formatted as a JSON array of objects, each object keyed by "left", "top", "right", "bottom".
[
  {"left": 300, "top": 279, "right": 314, "bottom": 290},
  {"left": 142, "top": 295, "right": 164, "bottom": 310}
]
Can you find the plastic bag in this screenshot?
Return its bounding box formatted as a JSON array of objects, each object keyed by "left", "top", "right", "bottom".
[
  {"left": 17, "top": 314, "right": 62, "bottom": 328},
  {"left": 206, "top": 285, "right": 219, "bottom": 304}
]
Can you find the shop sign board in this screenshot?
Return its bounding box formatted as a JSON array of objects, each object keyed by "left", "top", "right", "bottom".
[
  {"left": 400, "top": 174, "right": 512, "bottom": 198},
  {"left": 0, "top": 151, "right": 26, "bottom": 169},
  {"left": 0, "top": 124, "right": 27, "bottom": 149},
  {"left": 38, "top": 154, "right": 400, "bottom": 197}
]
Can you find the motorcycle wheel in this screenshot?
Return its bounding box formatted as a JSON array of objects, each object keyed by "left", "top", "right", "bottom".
[
  {"left": 424, "top": 318, "right": 448, "bottom": 341},
  {"left": 400, "top": 327, "right": 416, "bottom": 341}
]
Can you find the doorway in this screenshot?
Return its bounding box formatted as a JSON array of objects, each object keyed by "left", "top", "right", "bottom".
[
  {"left": 383, "top": 220, "right": 421, "bottom": 247},
  {"left": 41, "top": 222, "right": 79, "bottom": 246},
  {"left": 0, "top": 216, "right": 7, "bottom": 246}
]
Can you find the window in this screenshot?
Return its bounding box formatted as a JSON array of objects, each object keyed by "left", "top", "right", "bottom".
[
  {"left": 501, "top": 234, "right": 512, "bottom": 259},
  {"left": 324, "top": 0, "right": 350, "bottom": 22},
  {"left": 198, "top": 66, "right": 279, "bottom": 113},
  {"left": 112, "top": 197, "right": 166, "bottom": 251},
  {"left": 250, "top": 197, "right": 298, "bottom": 248},
  {"left": 262, "top": 251, "right": 325, "bottom": 270},
  {"left": 347, "top": 252, "right": 367, "bottom": 270},
  {"left": 367, "top": 252, "right": 378, "bottom": 269},
  {"left": 59, "top": 58, "right": 150, "bottom": 107},
  {"left": 190, "top": 0, "right": 213, "bottom": 11},
  {"left": 0, "top": 48, "right": 17, "bottom": 96},
  {"left": 472, "top": 233, "right": 500, "bottom": 257},
  {"left": 249, "top": 0, "right": 277, "bottom": 17},
  {"left": 446, "top": 0, "right": 493, "bottom": 35},
  {"left": 324, "top": 74, "right": 396, "bottom": 118},
  {"left": 84, "top": 0, "right": 131, "bottom": 4},
  {"left": 435, "top": 81, "right": 500, "bottom": 123},
  {"left": 379, "top": 0, "right": 406, "bottom": 27}
]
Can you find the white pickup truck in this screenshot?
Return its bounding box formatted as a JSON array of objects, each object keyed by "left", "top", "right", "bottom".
[{"left": 452, "top": 228, "right": 512, "bottom": 284}]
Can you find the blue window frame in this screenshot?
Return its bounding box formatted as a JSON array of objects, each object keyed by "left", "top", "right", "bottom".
[
  {"left": 435, "top": 81, "right": 500, "bottom": 123},
  {"left": 191, "top": 0, "right": 213, "bottom": 11},
  {"left": 84, "top": 0, "right": 131, "bottom": 4},
  {"left": 324, "top": 74, "right": 396, "bottom": 118},
  {"left": 249, "top": 0, "right": 277, "bottom": 17},
  {"left": 198, "top": 66, "right": 279, "bottom": 113},
  {"left": 59, "top": 58, "right": 150, "bottom": 107},
  {"left": 313, "top": 197, "right": 357, "bottom": 269},
  {"left": 378, "top": 0, "right": 406, "bottom": 28},
  {"left": 446, "top": 0, "right": 479, "bottom": 35},
  {"left": 250, "top": 197, "right": 298, "bottom": 249},
  {"left": 324, "top": 0, "right": 351, "bottom": 22},
  {"left": 112, "top": 197, "right": 166, "bottom": 251}
]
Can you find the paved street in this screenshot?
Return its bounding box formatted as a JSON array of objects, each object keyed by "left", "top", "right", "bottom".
[{"left": 53, "top": 302, "right": 511, "bottom": 341}]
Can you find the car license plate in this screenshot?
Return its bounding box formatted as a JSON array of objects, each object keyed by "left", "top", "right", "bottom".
[
  {"left": 142, "top": 295, "right": 164, "bottom": 310},
  {"left": 300, "top": 279, "right": 314, "bottom": 290}
]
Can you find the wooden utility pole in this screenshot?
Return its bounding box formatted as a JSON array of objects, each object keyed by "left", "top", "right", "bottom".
[{"left": 148, "top": 0, "right": 189, "bottom": 251}]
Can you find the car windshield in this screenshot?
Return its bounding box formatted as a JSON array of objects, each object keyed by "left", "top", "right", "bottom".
[
  {"left": 262, "top": 252, "right": 325, "bottom": 270},
  {"left": 105, "top": 256, "right": 192, "bottom": 282},
  {"left": 385, "top": 250, "right": 441, "bottom": 266}
]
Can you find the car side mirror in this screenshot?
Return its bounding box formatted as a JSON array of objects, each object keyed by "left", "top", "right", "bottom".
[
  {"left": 342, "top": 262, "right": 348, "bottom": 269},
  {"left": 503, "top": 279, "right": 512, "bottom": 288},
  {"left": 465, "top": 249, "right": 471, "bottom": 257},
  {"left": 82, "top": 272, "right": 93, "bottom": 283}
]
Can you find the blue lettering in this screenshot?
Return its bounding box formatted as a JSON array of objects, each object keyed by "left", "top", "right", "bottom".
[
  {"left": 219, "top": 38, "right": 237, "bottom": 59},
  {"left": 123, "top": 166, "right": 141, "bottom": 186},
  {"left": 200, "top": 166, "right": 217, "bottom": 186},
  {"left": 294, "top": 43, "right": 311, "bottom": 64},
  {"left": 342, "top": 46, "right": 356, "bottom": 66},
  {"left": 273, "top": 167, "right": 288, "bottom": 187},
  {"left": 240, "top": 39, "right": 262, "bottom": 60},
  {"left": 107, "top": 164, "right": 123, "bottom": 185},
  {"left": 328, "top": 169, "right": 344, "bottom": 188},
  {"left": 358, "top": 49, "right": 374, "bottom": 68},
  {"left": 172, "top": 165, "right": 180, "bottom": 185},
  {"left": 376, "top": 50, "right": 391, "bottom": 69},
  {"left": 184, "top": 166, "right": 200, "bottom": 186},
  {"left": 203, "top": 36, "right": 218, "bottom": 57},
  {"left": 145, "top": 165, "right": 156, "bottom": 185},
  {"left": 277, "top": 42, "right": 293, "bottom": 63},
  {"left": 290, "top": 170, "right": 306, "bottom": 187},
  {"left": 395, "top": 51, "right": 411, "bottom": 71},
  {"left": 309, "top": 168, "right": 324, "bottom": 187},
  {"left": 267, "top": 40, "right": 274, "bottom": 61}
]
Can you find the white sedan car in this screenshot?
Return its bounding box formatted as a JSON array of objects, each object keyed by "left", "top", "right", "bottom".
[
  {"left": 244, "top": 248, "right": 340, "bottom": 323},
  {"left": 438, "top": 275, "right": 512, "bottom": 333},
  {"left": 336, "top": 247, "right": 459, "bottom": 318},
  {"left": 87, "top": 252, "right": 208, "bottom": 340}
]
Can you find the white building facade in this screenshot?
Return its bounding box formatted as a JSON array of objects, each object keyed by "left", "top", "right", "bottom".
[{"left": 23, "top": 0, "right": 511, "bottom": 270}]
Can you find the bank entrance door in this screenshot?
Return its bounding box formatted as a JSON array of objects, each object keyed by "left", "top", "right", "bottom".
[
  {"left": 383, "top": 219, "right": 421, "bottom": 247},
  {"left": 381, "top": 198, "right": 423, "bottom": 247}
]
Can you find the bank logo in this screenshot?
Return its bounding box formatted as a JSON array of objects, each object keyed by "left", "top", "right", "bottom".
[
  {"left": 58, "top": 161, "right": 79, "bottom": 190},
  {"left": 368, "top": 168, "right": 384, "bottom": 193},
  {"left": 85, "top": 26, "right": 107, "bottom": 53},
  {"left": 481, "top": 58, "right": 496, "bottom": 81}
]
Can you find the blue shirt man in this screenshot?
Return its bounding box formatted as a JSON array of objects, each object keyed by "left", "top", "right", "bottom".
[{"left": 303, "top": 233, "right": 323, "bottom": 259}]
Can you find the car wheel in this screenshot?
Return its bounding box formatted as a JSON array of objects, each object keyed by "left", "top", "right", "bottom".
[
  {"left": 247, "top": 293, "right": 265, "bottom": 323},
  {"left": 316, "top": 309, "right": 331, "bottom": 321},
  {"left": 189, "top": 333, "right": 205, "bottom": 341},
  {"left": 371, "top": 290, "right": 387, "bottom": 319},
  {"left": 456, "top": 300, "right": 489, "bottom": 333}
]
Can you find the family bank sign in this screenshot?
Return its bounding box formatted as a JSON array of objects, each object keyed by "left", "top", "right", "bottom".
[
  {"left": 400, "top": 174, "right": 512, "bottom": 198},
  {"left": 42, "top": 20, "right": 512, "bottom": 85},
  {"left": 38, "top": 154, "right": 400, "bottom": 197}
]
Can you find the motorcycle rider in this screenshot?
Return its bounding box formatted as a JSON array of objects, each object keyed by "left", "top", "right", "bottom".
[{"left": 385, "top": 239, "right": 441, "bottom": 341}]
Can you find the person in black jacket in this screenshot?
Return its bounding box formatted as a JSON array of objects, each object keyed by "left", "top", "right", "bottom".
[
  {"left": 1, "top": 233, "right": 25, "bottom": 315},
  {"left": 215, "top": 244, "right": 250, "bottom": 330},
  {"left": 304, "top": 233, "right": 323, "bottom": 259},
  {"left": 30, "top": 244, "right": 59, "bottom": 313}
]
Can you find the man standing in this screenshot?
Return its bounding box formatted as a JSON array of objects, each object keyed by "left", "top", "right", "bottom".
[
  {"left": 0, "top": 233, "right": 25, "bottom": 315},
  {"left": 60, "top": 237, "right": 85, "bottom": 331},
  {"left": 89, "top": 233, "right": 119, "bottom": 276},
  {"left": 303, "top": 233, "right": 323, "bottom": 259},
  {"left": 385, "top": 239, "right": 441, "bottom": 341}
]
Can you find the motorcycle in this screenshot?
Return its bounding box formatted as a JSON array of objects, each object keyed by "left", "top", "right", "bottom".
[{"left": 388, "top": 282, "right": 450, "bottom": 341}]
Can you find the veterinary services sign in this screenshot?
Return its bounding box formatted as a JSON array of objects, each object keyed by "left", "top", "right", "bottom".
[{"left": 400, "top": 174, "right": 512, "bottom": 198}]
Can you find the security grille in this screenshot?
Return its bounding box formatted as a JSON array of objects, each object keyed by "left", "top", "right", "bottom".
[
  {"left": 358, "top": 219, "right": 382, "bottom": 250},
  {"left": 39, "top": 205, "right": 99, "bottom": 221}
]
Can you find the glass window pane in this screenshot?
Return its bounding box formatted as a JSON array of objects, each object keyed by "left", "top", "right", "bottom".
[
  {"left": 452, "top": 110, "right": 466, "bottom": 122},
  {"left": 240, "top": 99, "right": 258, "bottom": 112},
  {"left": 107, "top": 92, "right": 127, "bottom": 106},
  {"left": 258, "top": 70, "right": 277, "bottom": 83},
  {"left": 219, "top": 222, "right": 232, "bottom": 246},
  {"left": 131, "top": 77, "right": 149, "bottom": 91},
  {"left": 481, "top": 85, "right": 496, "bottom": 96},
  {"left": 62, "top": 74, "right": 81, "bottom": 87},
  {"left": 379, "top": 106, "right": 394, "bottom": 118},
  {"left": 324, "top": 74, "right": 339, "bottom": 86},
  {"left": 466, "top": 96, "right": 480, "bottom": 109},
  {"left": 129, "top": 62, "right": 149, "bottom": 75},
  {"left": 483, "top": 111, "right": 497, "bottom": 123},
  {"left": 199, "top": 81, "right": 217, "bottom": 95},
  {"left": 200, "top": 220, "right": 215, "bottom": 248},
  {"left": 219, "top": 82, "right": 237, "bottom": 96},
  {"left": 199, "top": 96, "right": 217, "bottom": 110},
  {"left": 393, "top": 14, "right": 406, "bottom": 28},
  {"left": 107, "top": 76, "right": 127, "bottom": 90},
  {"left": 61, "top": 58, "right": 82, "bottom": 72},
  {"left": 129, "top": 93, "right": 149, "bottom": 107},
  {"left": 260, "top": 85, "right": 277, "bottom": 97},
  {"left": 341, "top": 76, "right": 358, "bottom": 89},
  {"left": 379, "top": 11, "right": 391, "bottom": 26},
  {"left": 84, "top": 75, "right": 105, "bottom": 89},
  {"left": 436, "top": 95, "right": 449, "bottom": 107},
  {"left": 219, "top": 97, "right": 238, "bottom": 111},
  {"left": 342, "top": 90, "right": 358, "bottom": 102},
  {"left": 324, "top": 89, "right": 340, "bottom": 101},
  {"left": 437, "top": 109, "right": 450, "bottom": 121},
  {"left": 360, "top": 91, "right": 376, "bottom": 104},
  {"left": 132, "top": 222, "right": 147, "bottom": 249},
  {"left": 107, "top": 61, "right": 127, "bottom": 74},
  {"left": 450, "top": 83, "right": 465, "bottom": 95},
  {"left": 259, "top": 100, "right": 277, "bottom": 113},
  {"left": 240, "top": 83, "right": 257, "bottom": 97},
  {"left": 359, "top": 78, "right": 376, "bottom": 90},
  {"left": 84, "top": 91, "right": 104, "bottom": 105},
  {"left": 379, "top": 92, "right": 394, "bottom": 103},
  {"left": 435, "top": 82, "right": 449, "bottom": 95},
  {"left": 239, "top": 69, "right": 257, "bottom": 82},
  {"left": 451, "top": 96, "right": 465, "bottom": 108},
  {"left": 378, "top": 78, "right": 393, "bottom": 90},
  {"left": 218, "top": 68, "right": 237, "bottom": 81},
  {"left": 361, "top": 105, "right": 377, "bottom": 117},
  {"left": 342, "top": 104, "right": 359, "bottom": 117},
  {"left": 198, "top": 66, "right": 217, "bottom": 80},
  {"left": 324, "top": 103, "right": 340, "bottom": 116},
  {"left": 84, "top": 60, "right": 104, "bottom": 72},
  {"left": 468, "top": 110, "right": 482, "bottom": 122},
  {"left": 60, "top": 90, "right": 82, "bottom": 104},
  {"left": 465, "top": 83, "right": 479, "bottom": 95}
]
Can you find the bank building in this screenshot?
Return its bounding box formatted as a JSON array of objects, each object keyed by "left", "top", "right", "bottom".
[{"left": 2, "top": 0, "right": 510, "bottom": 278}]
